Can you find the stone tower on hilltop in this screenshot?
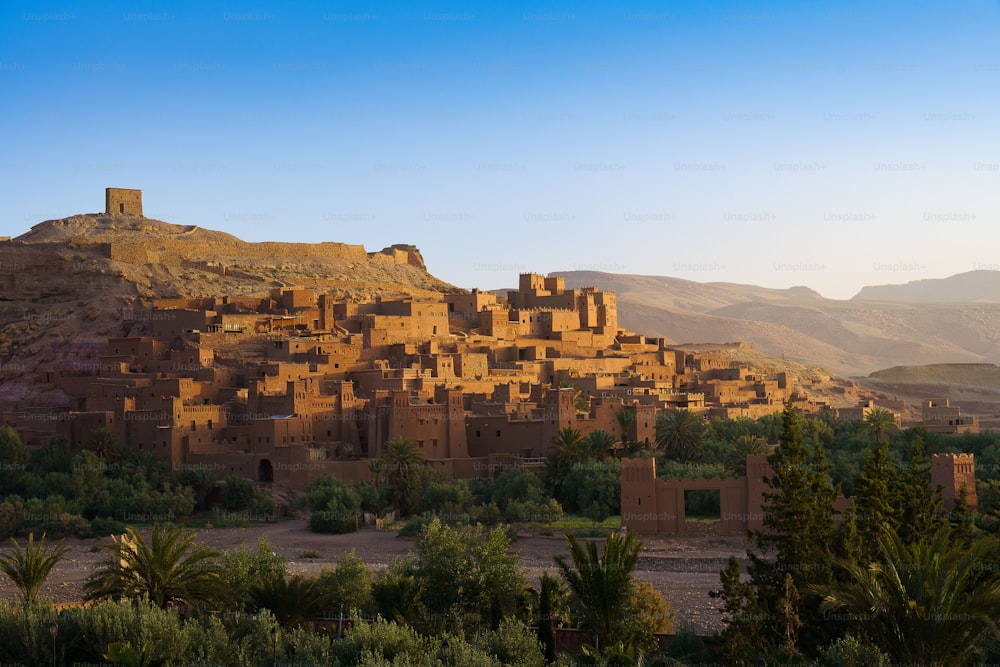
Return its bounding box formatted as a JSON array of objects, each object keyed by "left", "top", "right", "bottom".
[{"left": 106, "top": 188, "right": 143, "bottom": 216}]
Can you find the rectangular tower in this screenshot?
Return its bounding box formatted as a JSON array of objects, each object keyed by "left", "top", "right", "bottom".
[{"left": 106, "top": 188, "right": 143, "bottom": 216}]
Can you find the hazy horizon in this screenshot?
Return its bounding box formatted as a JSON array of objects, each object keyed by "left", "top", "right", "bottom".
[{"left": 3, "top": 0, "right": 998, "bottom": 300}]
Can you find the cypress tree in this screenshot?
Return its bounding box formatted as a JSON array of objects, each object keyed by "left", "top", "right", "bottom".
[
  {"left": 747, "top": 402, "right": 839, "bottom": 654},
  {"left": 897, "top": 437, "right": 943, "bottom": 544},
  {"left": 853, "top": 440, "right": 901, "bottom": 561}
]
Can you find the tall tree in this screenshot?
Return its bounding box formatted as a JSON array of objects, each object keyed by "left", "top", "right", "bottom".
[
  {"left": 614, "top": 408, "right": 635, "bottom": 446},
  {"left": 554, "top": 532, "right": 643, "bottom": 650},
  {"left": 655, "top": 409, "right": 707, "bottom": 463},
  {"left": 710, "top": 555, "right": 767, "bottom": 665},
  {"left": 747, "top": 402, "right": 839, "bottom": 653},
  {"left": 0, "top": 425, "right": 27, "bottom": 489},
  {"left": 897, "top": 436, "right": 944, "bottom": 544},
  {"left": 853, "top": 440, "right": 901, "bottom": 561},
  {"left": 0, "top": 533, "right": 68, "bottom": 606},
  {"left": 818, "top": 527, "right": 1000, "bottom": 667},
  {"left": 536, "top": 572, "right": 562, "bottom": 664},
  {"left": 545, "top": 427, "right": 588, "bottom": 499},
  {"left": 380, "top": 438, "right": 425, "bottom": 515},
  {"left": 84, "top": 524, "right": 225, "bottom": 610}
]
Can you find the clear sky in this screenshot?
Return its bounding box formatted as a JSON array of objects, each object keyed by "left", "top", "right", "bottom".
[{"left": 2, "top": 1, "right": 998, "bottom": 299}]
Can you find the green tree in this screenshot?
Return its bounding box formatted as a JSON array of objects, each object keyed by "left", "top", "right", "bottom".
[
  {"left": 853, "top": 440, "right": 901, "bottom": 561},
  {"left": 249, "top": 572, "right": 325, "bottom": 628},
  {"left": 381, "top": 438, "right": 425, "bottom": 515},
  {"left": 175, "top": 467, "right": 214, "bottom": 511},
  {"left": 220, "top": 536, "right": 288, "bottom": 611},
  {"left": 84, "top": 524, "right": 225, "bottom": 610},
  {"left": 0, "top": 426, "right": 28, "bottom": 489},
  {"left": 615, "top": 408, "right": 635, "bottom": 446},
  {"left": 222, "top": 474, "right": 260, "bottom": 512},
  {"left": 655, "top": 410, "right": 707, "bottom": 463},
  {"left": 305, "top": 477, "right": 362, "bottom": 534},
  {"left": 0, "top": 533, "right": 68, "bottom": 606},
  {"left": 315, "top": 548, "right": 373, "bottom": 615},
  {"left": 554, "top": 531, "right": 643, "bottom": 650},
  {"left": 898, "top": 436, "right": 944, "bottom": 544},
  {"left": 371, "top": 562, "right": 426, "bottom": 628},
  {"left": 545, "top": 427, "right": 590, "bottom": 500},
  {"left": 561, "top": 459, "right": 620, "bottom": 518},
  {"left": 747, "top": 402, "right": 839, "bottom": 653},
  {"left": 864, "top": 407, "right": 898, "bottom": 444},
  {"left": 536, "top": 572, "right": 561, "bottom": 664},
  {"left": 710, "top": 555, "right": 768, "bottom": 665},
  {"left": 818, "top": 527, "right": 1000, "bottom": 667},
  {"left": 587, "top": 429, "right": 618, "bottom": 458},
  {"left": 86, "top": 427, "right": 118, "bottom": 461},
  {"left": 558, "top": 381, "right": 591, "bottom": 412},
  {"left": 726, "top": 434, "right": 767, "bottom": 476},
  {"left": 412, "top": 518, "right": 526, "bottom": 632}
]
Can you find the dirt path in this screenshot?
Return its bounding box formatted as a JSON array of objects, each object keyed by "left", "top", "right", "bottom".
[{"left": 2, "top": 522, "right": 743, "bottom": 635}]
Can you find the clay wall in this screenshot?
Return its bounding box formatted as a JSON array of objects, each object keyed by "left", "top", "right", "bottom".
[{"left": 108, "top": 239, "right": 367, "bottom": 267}]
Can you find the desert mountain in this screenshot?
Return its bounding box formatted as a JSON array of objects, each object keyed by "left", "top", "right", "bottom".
[
  {"left": 554, "top": 271, "right": 1000, "bottom": 376},
  {"left": 1, "top": 214, "right": 455, "bottom": 406},
  {"left": 852, "top": 270, "right": 1000, "bottom": 303}
]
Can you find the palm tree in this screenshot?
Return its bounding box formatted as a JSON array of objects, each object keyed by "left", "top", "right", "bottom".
[
  {"left": 84, "top": 524, "right": 225, "bottom": 610},
  {"left": 864, "top": 407, "right": 898, "bottom": 444},
  {"left": 655, "top": 409, "right": 707, "bottom": 463},
  {"left": 614, "top": 408, "right": 635, "bottom": 444},
  {"left": 586, "top": 429, "right": 618, "bottom": 458},
  {"left": 249, "top": 572, "right": 325, "bottom": 628},
  {"left": 367, "top": 458, "right": 384, "bottom": 485},
  {"left": 554, "top": 531, "right": 643, "bottom": 650},
  {"left": 0, "top": 533, "right": 68, "bottom": 606},
  {"left": 380, "top": 438, "right": 425, "bottom": 515},
  {"left": 817, "top": 527, "right": 1000, "bottom": 666},
  {"left": 545, "top": 427, "right": 588, "bottom": 498},
  {"left": 86, "top": 427, "right": 117, "bottom": 460},
  {"left": 725, "top": 434, "right": 767, "bottom": 476}
]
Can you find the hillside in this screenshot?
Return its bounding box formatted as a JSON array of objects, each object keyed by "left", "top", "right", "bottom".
[
  {"left": 853, "top": 270, "right": 1000, "bottom": 303},
  {"left": 556, "top": 271, "right": 1000, "bottom": 376},
  {"left": 0, "top": 214, "right": 456, "bottom": 407},
  {"left": 859, "top": 363, "right": 1000, "bottom": 421}
]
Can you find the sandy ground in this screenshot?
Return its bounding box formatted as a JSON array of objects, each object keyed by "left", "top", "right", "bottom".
[{"left": 2, "top": 521, "right": 746, "bottom": 635}]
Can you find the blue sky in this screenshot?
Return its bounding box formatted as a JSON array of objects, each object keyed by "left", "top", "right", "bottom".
[{"left": 2, "top": 1, "right": 998, "bottom": 299}]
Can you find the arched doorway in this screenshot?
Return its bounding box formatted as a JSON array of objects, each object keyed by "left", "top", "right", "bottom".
[{"left": 258, "top": 459, "right": 274, "bottom": 483}]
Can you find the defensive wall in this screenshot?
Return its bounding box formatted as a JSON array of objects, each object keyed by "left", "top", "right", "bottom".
[{"left": 622, "top": 452, "right": 979, "bottom": 536}]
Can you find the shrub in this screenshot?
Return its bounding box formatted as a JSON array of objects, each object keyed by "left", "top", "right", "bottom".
[{"left": 309, "top": 484, "right": 363, "bottom": 534}]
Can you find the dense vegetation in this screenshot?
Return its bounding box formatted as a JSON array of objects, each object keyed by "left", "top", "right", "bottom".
[{"left": 5, "top": 404, "right": 1000, "bottom": 664}]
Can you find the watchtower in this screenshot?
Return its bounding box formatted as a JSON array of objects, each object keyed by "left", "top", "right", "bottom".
[{"left": 106, "top": 188, "right": 143, "bottom": 216}]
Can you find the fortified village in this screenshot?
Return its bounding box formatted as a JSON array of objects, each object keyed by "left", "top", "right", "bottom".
[{"left": 0, "top": 189, "right": 979, "bottom": 534}]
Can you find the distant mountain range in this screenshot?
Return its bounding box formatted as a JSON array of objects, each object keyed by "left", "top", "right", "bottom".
[
  {"left": 853, "top": 270, "right": 1000, "bottom": 303},
  {"left": 552, "top": 270, "right": 1000, "bottom": 376}
]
